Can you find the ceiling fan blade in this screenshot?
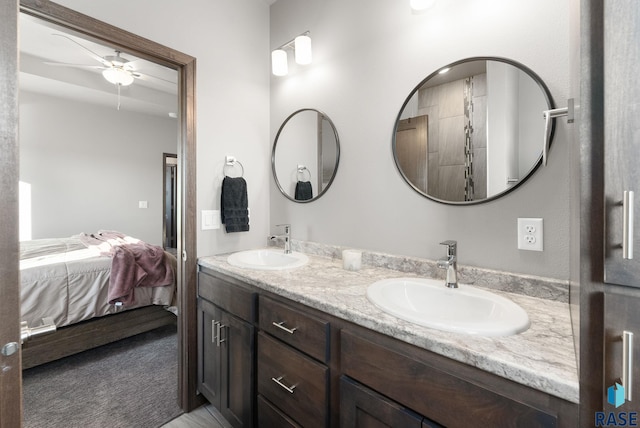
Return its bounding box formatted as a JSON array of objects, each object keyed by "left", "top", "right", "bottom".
[
  {"left": 132, "top": 71, "right": 176, "bottom": 85},
  {"left": 43, "top": 61, "right": 106, "bottom": 70},
  {"left": 51, "top": 34, "right": 112, "bottom": 67}
]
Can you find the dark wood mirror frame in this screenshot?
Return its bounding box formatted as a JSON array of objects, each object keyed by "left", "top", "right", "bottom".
[{"left": 18, "top": 0, "right": 200, "bottom": 412}]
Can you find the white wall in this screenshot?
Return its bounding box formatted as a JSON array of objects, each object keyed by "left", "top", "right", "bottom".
[
  {"left": 20, "top": 91, "right": 176, "bottom": 245},
  {"left": 54, "top": 0, "right": 272, "bottom": 257},
  {"left": 270, "top": 0, "right": 570, "bottom": 279}
]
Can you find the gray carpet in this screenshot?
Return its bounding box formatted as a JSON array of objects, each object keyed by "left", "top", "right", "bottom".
[{"left": 23, "top": 324, "right": 183, "bottom": 428}]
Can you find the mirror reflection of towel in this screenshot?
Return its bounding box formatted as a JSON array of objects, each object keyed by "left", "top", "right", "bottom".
[
  {"left": 295, "top": 181, "right": 313, "bottom": 201},
  {"left": 221, "top": 176, "right": 249, "bottom": 232}
]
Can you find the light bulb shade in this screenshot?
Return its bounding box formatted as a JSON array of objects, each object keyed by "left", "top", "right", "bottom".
[
  {"left": 294, "top": 35, "right": 312, "bottom": 65},
  {"left": 102, "top": 67, "right": 134, "bottom": 86},
  {"left": 271, "top": 49, "right": 288, "bottom": 76},
  {"left": 410, "top": 0, "right": 436, "bottom": 12}
]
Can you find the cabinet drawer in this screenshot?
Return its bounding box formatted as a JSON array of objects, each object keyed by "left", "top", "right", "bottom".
[
  {"left": 340, "top": 376, "right": 427, "bottom": 428},
  {"left": 257, "top": 395, "right": 301, "bottom": 428},
  {"left": 198, "top": 272, "right": 256, "bottom": 322},
  {"left": 259, "top": 295, "right": 330, "bottom": 362},
  {"left": 257, "top": 332, "right": 328, "bottom": 428},
  {"left": 341, "top": 330, "right": 557, "bottom": 428}
]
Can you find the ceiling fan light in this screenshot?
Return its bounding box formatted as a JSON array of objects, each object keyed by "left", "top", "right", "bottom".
[{"left": 102, "top": 68, "right": 134, "bottom": 86}]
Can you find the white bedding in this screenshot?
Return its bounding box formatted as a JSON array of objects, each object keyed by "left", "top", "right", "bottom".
[{"left": 20, "top": 236, "right": 176, "bottom": 328}]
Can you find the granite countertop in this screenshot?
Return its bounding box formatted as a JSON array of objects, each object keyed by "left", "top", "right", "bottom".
[{"left": 198, "top": 249, "right": 579, "bottom": 404}]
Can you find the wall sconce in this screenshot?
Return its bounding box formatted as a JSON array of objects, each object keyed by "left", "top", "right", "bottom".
[
  {"left": 410, "top": 0, "right": 436, "bottom": 13},
  {"left": 271, "top": 31, "right": 312, "bottom": 76}
]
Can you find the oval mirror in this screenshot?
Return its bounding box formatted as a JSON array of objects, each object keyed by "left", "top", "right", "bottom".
[
  {"left": 272, "top": 109, "right": 340, "bottom": 202},
  {"left": 393, "top": 57, "right": 555, "bottom": 205}
]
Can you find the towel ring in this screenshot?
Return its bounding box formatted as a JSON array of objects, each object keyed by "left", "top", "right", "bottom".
[
  {"left": 224, "top": 156, "right": 244, "bottom": 178},
  {"left": 297, "top": 165, "right": 311, "bottom": 181}
]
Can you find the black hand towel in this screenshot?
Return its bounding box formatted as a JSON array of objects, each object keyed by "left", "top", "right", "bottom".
[
  {"left": 221, "top": 176, "right": 249, "bottom": 232},
  {"left": 295, "top": 181, "right": 313, "bottom": 201}
]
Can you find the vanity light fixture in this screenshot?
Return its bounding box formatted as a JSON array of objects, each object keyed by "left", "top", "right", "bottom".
[
  {"left": 271, "top": 31, "right": 312, "bottom": 76},
  {"left": 410, "top": 0, "right": 436, "bottom": 13},
  {"left": 271, "top": 49, "right": 288, "bottom": 76}
]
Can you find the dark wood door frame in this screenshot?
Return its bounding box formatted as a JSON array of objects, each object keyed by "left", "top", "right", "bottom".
[
  {"left": 0, "top": 1, "right": 22, "bottom": 426},
  {"left": 18, "top": 0, "right": 200, "bottom": 412}
]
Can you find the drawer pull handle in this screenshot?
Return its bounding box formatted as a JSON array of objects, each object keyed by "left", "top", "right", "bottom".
[
  {"left": 272, "top": 321, "right": 298, "bottom": 335},
  {"left": 623, "top": 190, "right": 634, "bottom": 259},
  {"left": 211, "top": 320, "right": 219, "bottom": 343},
  {"left": 271, "top": 376, "right": 296, "bottom": 394},
  {"left": 217, "top": 323, "right": 226, "bottom": 347},
  {"left": 623, "top": 330, "right": 634, "bottom": 401}
]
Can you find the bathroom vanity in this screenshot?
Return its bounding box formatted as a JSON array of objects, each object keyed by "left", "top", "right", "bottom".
[{"left": 197, "top": 250, "right": 579, "bottom": 427}]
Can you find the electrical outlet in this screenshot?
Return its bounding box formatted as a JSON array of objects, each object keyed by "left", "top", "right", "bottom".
[{"left": 517, "top": 218, "right": 543, "bottom": 251}]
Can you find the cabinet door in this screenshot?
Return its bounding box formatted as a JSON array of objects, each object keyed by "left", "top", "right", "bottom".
[
  {"left": 604, "top": 292, "right": 640, "bottom": 412},
  {"left": 219, "top": 310, "right": 255, "bottom": 428},
  {"left": 340, "top": 377, "right": 426, "bottom": 428},
  {"left": 198, "top": 298, "right": 222, "bottom": 408},
  {"left": 603, "top": 0, "right": 640, "bottom": 287}
]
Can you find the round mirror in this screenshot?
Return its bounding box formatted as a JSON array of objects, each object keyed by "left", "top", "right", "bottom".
[
  {"left": 393, "top": 57, "right": 555, "bottom": 205},
  {"left": 272, "top": 109, "right": 340, "bottom": 202}
]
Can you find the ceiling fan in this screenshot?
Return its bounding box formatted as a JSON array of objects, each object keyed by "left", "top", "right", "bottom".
[
  {"left": 45, "top": 34, "right": 174, "bottom": 109},
  {"left": 46, "top": 33, "right": 172, "bottom": 87}
]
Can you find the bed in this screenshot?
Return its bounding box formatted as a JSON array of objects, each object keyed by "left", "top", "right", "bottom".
[{"left": 20, "top": 231, "right": 177, "bottom": 369}]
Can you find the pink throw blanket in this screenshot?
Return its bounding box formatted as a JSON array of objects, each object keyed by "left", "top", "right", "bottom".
[{"left": 79, "top": 231, "right": 175, "bottom": 305}]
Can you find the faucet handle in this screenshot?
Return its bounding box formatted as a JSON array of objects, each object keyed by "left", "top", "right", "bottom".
[{"left": 439, "top": 240, "right": 457, "bottom": 255}]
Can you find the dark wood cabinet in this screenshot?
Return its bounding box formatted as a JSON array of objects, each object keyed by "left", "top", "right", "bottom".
[
  {"left": 257, "top": 295, "right": 331, "bottom": 427},
  {"left": 602, "top": 0, "right": 640, "bottom": 289},
  {"left": 257, "top": 395, "right": 301, "bottom": 427},
  {"left": 257, "top": 332, "right": 328, "bottom": 427},
  {"left": 198, "top": 298, "right": 222, "bottom": 408},
  {"left": 197, "top": 271, "right": 256, "bottom": 428},
  {"left": 575, "top": 0, "right": 640, "bottom": 422},
  {"left": 340, "top": 376, "right": 433, "bottom": 428},
  {"left": 198, "top": 266, "right": 577, "bottom": 428},
  {"left": 599, "top": 0, "right": 640, "bottom": 417},
  {"left": 259, "top": 295, "right": 330, "bottom": 363},
  {"left": 604, "top": 292, "right": 640, "bottom": 413},
  {"left": 341, "top": 329, "right": 575, "bottom": 428}
]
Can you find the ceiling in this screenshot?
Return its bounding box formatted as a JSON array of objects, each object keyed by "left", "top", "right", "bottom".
[{"left": 19, "top": 13, "right": 178, "bottom": 118}]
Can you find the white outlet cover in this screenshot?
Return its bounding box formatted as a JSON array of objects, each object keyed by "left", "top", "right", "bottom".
[{"left": 517, "top": 218, "right": 543, "bottom": 251}]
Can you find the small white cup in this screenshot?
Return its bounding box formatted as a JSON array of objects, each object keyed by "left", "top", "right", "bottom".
[{"left": 342, "top": 249, "right": 362, "bottom": 271}]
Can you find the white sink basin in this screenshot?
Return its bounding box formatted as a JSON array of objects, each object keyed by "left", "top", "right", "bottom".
[
  {"left": 227, "top": 249, "right": 309, "bottom": 270},
  {"left": 366, "top": 278, "right": 530, "bottom": 336}
]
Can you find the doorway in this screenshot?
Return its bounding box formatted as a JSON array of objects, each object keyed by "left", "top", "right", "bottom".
[{"left": 0, "top": 2, "right": 200, "bottom": 426}]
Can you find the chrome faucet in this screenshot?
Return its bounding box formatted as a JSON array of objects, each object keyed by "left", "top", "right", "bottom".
[
  {"left": 269, "top": 224, "right": 291, "bottom": 254},
  {"left": 437, "top": 240, "right": 458, "bottom": 288}
]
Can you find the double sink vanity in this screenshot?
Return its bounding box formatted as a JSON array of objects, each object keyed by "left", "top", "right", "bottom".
[
  {"left": 197, "top": 242, "right": 579, "bottom": 427},
  {"left": 197, "top": 53, "right": 578, "bottom": 428}
]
